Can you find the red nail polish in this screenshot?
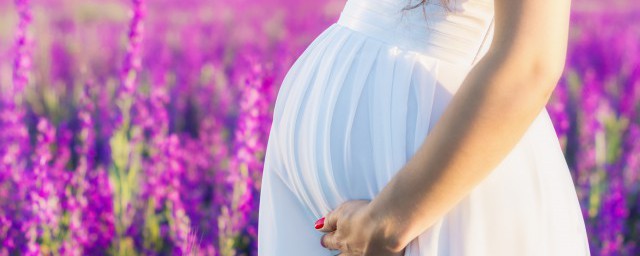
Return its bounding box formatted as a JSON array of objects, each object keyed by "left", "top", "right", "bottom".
[{"left": 315, "top": 217, "right": 325, "bottom": 229}]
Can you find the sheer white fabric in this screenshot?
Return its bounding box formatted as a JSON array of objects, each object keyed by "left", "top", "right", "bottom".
[{"left": 257, "top": 0, "right": 591, "bottom": 255}]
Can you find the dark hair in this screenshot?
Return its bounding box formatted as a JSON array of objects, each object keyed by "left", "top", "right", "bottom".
[{"left": 402, "top": 0, "right": 453, "bottom": 12}]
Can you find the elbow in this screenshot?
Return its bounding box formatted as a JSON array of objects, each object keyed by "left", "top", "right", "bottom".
[
  {"left": 527, "top": 56, "right": 565, "bottom": 102},
  {"left": 487, "top": 43, "right": 567, "bottom": 102},
  {"left": 532, "top": 49, "right": 566, "bottom": 86}
]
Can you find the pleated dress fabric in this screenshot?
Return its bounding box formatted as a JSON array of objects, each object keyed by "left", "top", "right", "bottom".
[{"left": 257, "top": 0, "right": 591, "bottom": 255}]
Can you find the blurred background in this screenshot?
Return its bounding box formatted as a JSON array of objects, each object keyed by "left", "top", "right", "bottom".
[{"left": 0, "top": 0, "right": 638, "bottom": 255}]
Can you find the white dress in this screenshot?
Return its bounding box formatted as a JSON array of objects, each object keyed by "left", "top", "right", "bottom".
[{"left": 257, "top": 0, "right": 591, "bottom": 255}]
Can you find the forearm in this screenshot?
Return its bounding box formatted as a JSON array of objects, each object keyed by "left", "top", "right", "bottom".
[{"left": 365, "top": 50, "right": 562, "bottom": 251}]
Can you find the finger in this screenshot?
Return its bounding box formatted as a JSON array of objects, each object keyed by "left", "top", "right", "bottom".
[
  {"left": 316, "top": 210, "right": 339, "bottom": 233},
  {"left": 320, "top": 232, "right": 342, "bottom": 251},
  {"left": 320, "top": 233, "right": 331, "bottom": 249}
]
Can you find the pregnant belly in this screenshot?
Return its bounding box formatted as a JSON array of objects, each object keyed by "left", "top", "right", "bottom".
[{"left": 268, "top": 30, "right": 472, "bottom": 219}]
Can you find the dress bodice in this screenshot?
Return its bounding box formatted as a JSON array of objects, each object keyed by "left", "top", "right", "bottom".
[{"left": 336, "top": 0, "right": 495, "bottom": 66}]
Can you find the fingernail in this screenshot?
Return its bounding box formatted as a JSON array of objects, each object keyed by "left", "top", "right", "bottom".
[{"left": 315, "top": 217, "right": 325, "bottom": 229}]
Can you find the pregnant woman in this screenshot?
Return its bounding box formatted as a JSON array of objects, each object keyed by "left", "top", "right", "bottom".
[{"left": 258, "top": 0, "right": 591, "bottom": 255}]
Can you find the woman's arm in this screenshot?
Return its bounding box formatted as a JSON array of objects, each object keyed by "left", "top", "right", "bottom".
[{"left": 365, "top": 0, "right": 572, "bottom": 251}]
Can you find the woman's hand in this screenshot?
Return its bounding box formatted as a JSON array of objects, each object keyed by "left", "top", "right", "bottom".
[{"left": 314, "top": 199, "right": 406, "bottom": 256}]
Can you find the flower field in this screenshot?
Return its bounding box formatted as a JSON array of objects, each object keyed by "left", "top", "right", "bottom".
[{"left": 0, "top": 0, "right": 638, "bottom": 255}]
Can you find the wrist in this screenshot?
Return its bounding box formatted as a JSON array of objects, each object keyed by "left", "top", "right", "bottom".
[{"left": 364, "top": 198, "right": 409, "bottom": 252}]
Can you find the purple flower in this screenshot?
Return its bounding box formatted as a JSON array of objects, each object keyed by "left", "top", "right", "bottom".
[
  {"left": 119, "top": 0, "right": 146, "bottom": 99},
  {"left": 12, "top": 0, "right": 32, "bottom": 96},
  {"left": 0, "top": 0, "right": 33, "bottom": 253},
  {"left": 23, "top": 118, "right": 60, "bottom": 256},
  {"left": 222, "top": 57, "right": 275, "bottom": 254}
]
